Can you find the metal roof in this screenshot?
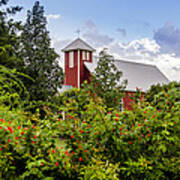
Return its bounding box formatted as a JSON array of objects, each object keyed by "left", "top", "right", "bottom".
[
  {"left": 62, "top": 38, "right": 96, "bottom": 52},
  {"left": 85, "top": 58, "right": 170, "bottom": 92}
]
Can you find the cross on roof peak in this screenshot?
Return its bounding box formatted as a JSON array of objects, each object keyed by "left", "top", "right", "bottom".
[{"left": 75, "top": 29, "right": 81, "bottom": 38}]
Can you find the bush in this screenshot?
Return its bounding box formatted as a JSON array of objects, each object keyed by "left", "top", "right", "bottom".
[{"left": 0, "top": 85, "right": 179, "bottom": 179}]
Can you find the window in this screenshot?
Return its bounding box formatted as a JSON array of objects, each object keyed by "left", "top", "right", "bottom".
[
  {"left": 87, "top": 52, "right": 90, "bottom": 60},
  {"left": 69, "top": 51, "right": 74, "bottom": 68},
  {"left": 82, "top": 51, "right": 86, "bottom": 60}
]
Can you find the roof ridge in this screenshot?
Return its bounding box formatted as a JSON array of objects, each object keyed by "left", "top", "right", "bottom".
[
  {"left": 114, "top": 59, "right": 156, "bottom": 67},
  {"left": 62, "top": 37, "right": 95, "bottom": 52}
]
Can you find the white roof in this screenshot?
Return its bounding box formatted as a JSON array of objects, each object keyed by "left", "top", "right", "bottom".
[
  {"left": 85, "top": 58, "right": 170, "bottom": 92},
  {"left": 62, "top": 38, "right": 96, "bottom": 52}
]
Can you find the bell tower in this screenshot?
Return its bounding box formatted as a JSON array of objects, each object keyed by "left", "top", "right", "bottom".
[{"left": 62, "top": 38, "right": 95, "bottom": 88}]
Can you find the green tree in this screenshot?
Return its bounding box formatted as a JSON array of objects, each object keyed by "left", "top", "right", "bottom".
[
  {"left": 0, "top": 0, "right": 23, "bottom": 70},
  {"left": 145, "top": 81, "right": 180, "bottom": 105},
  {"left": 88, "top": 49, "right": 127, "bottom": 110},
  {"left": 21, "top": 1, "right": 64, "bottom": 101}
]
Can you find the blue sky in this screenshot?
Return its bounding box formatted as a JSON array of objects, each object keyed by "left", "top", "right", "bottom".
[{"left": 7, "top": 0, "right": 180, "bottom": 81}]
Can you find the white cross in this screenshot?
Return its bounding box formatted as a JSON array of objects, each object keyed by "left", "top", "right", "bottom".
[{"left": 76, "top": 29, "right": 81, "bottom": 37}]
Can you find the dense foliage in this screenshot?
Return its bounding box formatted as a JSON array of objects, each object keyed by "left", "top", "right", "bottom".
[
  {"left": 0, "top": 0, "right": 23, "bottom": 70},
  {"left": 0, "top": 84, "right": 179, "bottom": 179}
]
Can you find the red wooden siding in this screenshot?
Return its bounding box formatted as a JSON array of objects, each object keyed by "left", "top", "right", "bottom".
[{"left": 64, "top": 50, "right": 78, "bottom": 87}]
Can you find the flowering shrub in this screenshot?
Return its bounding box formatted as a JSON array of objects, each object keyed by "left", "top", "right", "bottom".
[{"left": 0, "top": 85, "right": 179, "bottom": 179}]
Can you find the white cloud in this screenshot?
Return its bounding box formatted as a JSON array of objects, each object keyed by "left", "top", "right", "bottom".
[
  {"left": 108, "top": 38, "right": 180, "bottom": 81},
  {"left": 46, "top": 14, "right": 61, "bottom": 21},
  {"left": 51, "top": 20, "right": 180, "bottom": 82},
  {"left": 82, "top": 20, "right": 114, "bottom": 48}
]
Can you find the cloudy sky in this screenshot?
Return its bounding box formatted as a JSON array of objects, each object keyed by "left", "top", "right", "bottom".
[{"left": 8, "top": 0, "right": 180, "bottom": 81}]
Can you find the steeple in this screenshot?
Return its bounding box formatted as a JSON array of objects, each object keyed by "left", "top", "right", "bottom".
[
  {"left": 62, "top": 38, "right": 95, "bottom": 52},
  {"left": 62, "top": 38, "right": 95, "bottom": 88}
]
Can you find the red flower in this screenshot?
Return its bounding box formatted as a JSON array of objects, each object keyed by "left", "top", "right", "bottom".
[
  {"left": 34, "top": 135, "right": 37, "bottom": 139},
  {"left": 8, "top": 126, "right": 13, "bottom": 133},
  {"left": 70, "top": 116, "right": 73, "bottom": 119},
  {"left": 174, "top": 122, "right": 176, "bottom": 125},
  {"left": 120, "top": 127, "right": 123, "bottom": 131},
  {"left": 108, "top": 112, "right": 111, "bottom": 114},
  {"left": 8, "top": 121, "right": 12, "bottom": 125},
  {"left": 115, "top": 113, "right": 119, "bottom": 117},
  {"left": 120, "top": 132, "right": 123, "bottom": 136},
  {"left": 65, "top": 150, "right": 69, "bottom": 156},
  {"left": 79, "top": 157, "right": 83, "bottom": 162},
  {"left": 139, "top": 138, "right": 141, "bottom": 141},
  {"left": 15, "top": 137, "right": 18, "bottom": 140},
  {"left": 41, "top": 162, "right": 44, "bottom": 167},
  {"left": 21, "top": 131, "right": 24, "bottom": 135},
  {"left": 82, "top": 121, "right": 86, "bottom": 124},
  {"left": 144, "top": 111, "right": 146, "bottom": 114},
  {"left": 32, "top": 125, "right": 35, "bottom": 129},
  {"left": 115, "top": 118, "right": 118, "bottom": 122},
  {"left": 84, "top": 150, "right": 88, "bottom": 153},
  {"left": 8, "top": 139, "right": 11, "bottom": 143},
  {"left": 70, "top": 135, "right": 74, "bottom": 139},
  {"left": 138, "top": 123, "right": 141, "bottom": 127},
  {"left": 0, "top": 118, "right": 5, "bottom": 123},
  {"left": 166, "top": 102, "right": 169, "bottom": 105},
  {"left": 32, "top": 141, "right": 35, "bottom": 144},
  {"left": 52, "top": 149, "right": 56, "bottom": 154},
  {"left": 129, "top": 141, "right": 132, "bottom": 145},
  {"left": 0, "top": 126, "right": 2, "bottom": 129},
  {"left": 147, "top": 133, "right": 151, "bottom": 137},
  {"left": 58, "top": 118, "right": 61, "bottom": 122},
  {"left": 55, "top": 162, "right": 58, "bottom": 166},
  {"left": 72, "top": 151, "right": 75, "bottom": 155},
  {"left": 152, "top": 114, "right": 155, "bottom": 118},
  {"left": 0, "top": 148, "right": 2, "bottom": 151},
  {"left": 79, "top": 130, "right": 84, "bottom": 134},
  {"left": 18, "top": 126, "right": 21, "bottom": 130}
]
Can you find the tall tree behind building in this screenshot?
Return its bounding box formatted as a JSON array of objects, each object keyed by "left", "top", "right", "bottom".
[{"left": 21, "top": 1, "right": 64, "bottom": 101}]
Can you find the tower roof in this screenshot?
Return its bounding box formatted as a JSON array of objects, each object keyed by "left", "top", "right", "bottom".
[{"left": 62, "top": 38, "right": 96, "bottom": 52}]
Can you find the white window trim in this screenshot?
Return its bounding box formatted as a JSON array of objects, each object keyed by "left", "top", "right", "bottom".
[
  {"left": 82, "top": 51, "right": 86, "bottom": 60},
  {"left": 69, "top": 51, "right": 74, "bottom": 68},
  {"left": 87, "top": 52, "right": 90, "bottom": 60}
]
